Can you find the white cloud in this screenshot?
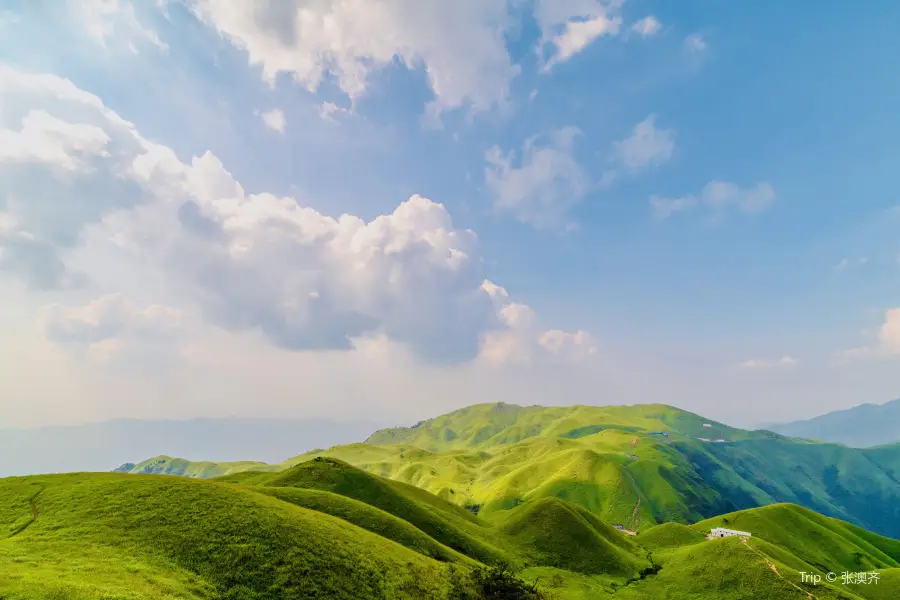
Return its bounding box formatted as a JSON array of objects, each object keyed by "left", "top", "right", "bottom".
[
  {"left": 42, "top": 294, "right": 182, "bottom": 343},
  {"left": 318, "top": 102, "right": 352, "bottom": 122},
  {"left": 0, "top": 110, "right": 111, "bottom": 172},
  {"left": 613, "top": 114, "right": 675, "bottom": 171},
  {"left": 684, "top": 33, "right": 707, "bottom": 53},
  {"left": 479, "top": 281, "right": 597, "bottom": 364},
  {"left": 260, "top": 108, "right": 286, "bottom": 134},
  {"left": 68, "top": 0, "right": 168, "bottom": 52},
  {"left": 739, "top": 356, "right": 797, "bottom": 370},
  {"left": 631, "top": 16, "right": 661, "bottom": 37},
  {"left": 841, "top": 309, "right": 900, "bottom": 362},
  {"left": 536, "top": 0, "right": 623, "bottom": 71},
  {"left": 650, "top": 180, "right": 775, "bottom": 221},
  {"left": 192, "top": 0, "right": 519, "bottom": 119},
  {"left": 881, "top": 309, "right": 900, "bottom": 353},
  {"left": 1, "top": 62, "right": 592, "bottom": 367},
  {"left": 0, "top": 64, "right": 151, "bottom": 288},
  {"left": 484, "top": 127, "right": 588, "bottom": 228},
  {"left": 650, "top": 195, "right": 696, "bottom": 221}
]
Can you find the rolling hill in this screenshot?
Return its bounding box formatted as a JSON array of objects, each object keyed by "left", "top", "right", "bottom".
[
  {"left": 120, "top": 402, "right": 900, "bottom": 539},
  {"left": 766, "top": 399, "right": 900, "bottom": 448},
  {"left": 3, "top": 460, "right": 899, "bottom": 599}
]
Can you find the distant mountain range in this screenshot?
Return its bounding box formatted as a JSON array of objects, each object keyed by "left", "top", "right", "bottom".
[
  {"left": 765, "top": 398, "right": 900, "bottom": 447},
  {"left": 0, "top": 417, "right": 384, "bottom": 477}
]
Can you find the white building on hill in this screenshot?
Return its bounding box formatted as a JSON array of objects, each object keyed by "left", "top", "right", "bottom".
[{"left": 710, "top": 527, "right": 751, "bottom": 538}]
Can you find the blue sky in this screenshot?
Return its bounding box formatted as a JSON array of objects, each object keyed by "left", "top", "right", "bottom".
[{"left": 1, "top": 0, "right": 898, "bottom": 428}]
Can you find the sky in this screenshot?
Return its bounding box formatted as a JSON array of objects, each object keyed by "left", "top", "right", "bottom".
[{"left": 1, "top": 0, "right": 899, "bottom": 430}]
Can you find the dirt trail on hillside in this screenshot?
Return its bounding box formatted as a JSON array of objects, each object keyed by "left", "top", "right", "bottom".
[
  {"left": 741, "top": 537, "right": 817, "bottom": 599},
  {"left": 4, "top": 490, "right": 42, "bottom": 540},
  {"left": 623, "top": 456, "right": 641, "bottom": 532}
]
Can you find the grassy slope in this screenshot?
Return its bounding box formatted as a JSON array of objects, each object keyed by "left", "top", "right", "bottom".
[
  {"left": 496, "top": 497, "right": 651, "bottom": 579},
  {"left": 366, "top": 402, "right": 752, "bottom": 451},
  {"left": 0, "top": 473, "right": 470, "bottom": 600},
  {"left": 120, "top": 402, "right": 900, "bottom": 539},
  {"left": 693, "top": 504, "right": 900, "bottom": 573},
  {"left": 216, "top": 457, "right": 509, "bottom": 566},
  {"left": 4, "top": 462, "right": 899, "bottom": 600}
]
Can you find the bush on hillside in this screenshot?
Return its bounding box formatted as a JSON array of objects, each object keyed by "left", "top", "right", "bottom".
[{"left": 471, "top": 566, "right": 547, "bottom": 599}]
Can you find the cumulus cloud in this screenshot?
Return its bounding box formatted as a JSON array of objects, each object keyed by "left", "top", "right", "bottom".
[
  {"left": 631, "top": 16, "right": 661, "bottom": 37},
  {"left": 841, "top": 308, "right": 900, "bottom": 362},
  {"left": 484, "top": 127, "right": 588, "bottom": 228},
  {"left": 739, "top": 356, "right": 797, "bottom": 370},
  {"left": 479, "top": 281, "right": 597, "bottom": 364},
  {"left": 613, "top": 114, "right": 675, "bottom": 172},
  {"left": 43, "top": 293, "right": 183, "bottom": 345},
  {"left": 0, "top": 64, "right": 152, "bottom": 288},
  {"left": 68, "top": 0, "right": 168, "bottom": 52},
  {"left": 535, "top": 0, "right": 623, "bottom": 72},
  {"left": 191, "top": 0, "right": 519, "bottom": 119},
  {"left": 650, "top": 180, "right": 775, "bottom": 221},
  {"left": 259, "top": 108, "right": 286, "bottom": 134},
  {"left": 1, "top": 62, "right": 593, "bottom": 367},
  {"left": 41, "top": 294, "right": 184, "bottom": 364}
]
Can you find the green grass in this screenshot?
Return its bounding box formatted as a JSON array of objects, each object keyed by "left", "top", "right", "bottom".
[
  {"left": 614, "top": 536, "right": 860, "bottom": 600},
  {"left": 3, "top": 463, "right": 900, "bottom": 599},
  {"left": 122, "top": 402, "right": 900, "bottom": 541},
  {"left": 693, "top": 504, "right": 900, "bottom": 573},
  {"left": 95, "top": 401, "right": 900, "bottom": 598},
  {"left": 0, "top": 473, "right": 474, "bottom": 599},
  {"left": 217, "top": 457, "right": 509, "bottom": 566},
  {"left": 636, "top": 522, "right": 705, "bottom": 552},
  {"left": 496, "top": 497, "right": 650, "bottom": 579}
]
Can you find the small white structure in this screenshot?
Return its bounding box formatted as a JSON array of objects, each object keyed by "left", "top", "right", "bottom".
[
  {"left": 703, "top": 423, "right": 713, "bottom": 428},
  {"left": 710, "top": 527, "right": 751, "bottom": 539}
]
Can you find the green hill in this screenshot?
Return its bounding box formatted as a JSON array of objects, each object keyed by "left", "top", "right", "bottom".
[
  {"left": 496, "top": 497, "right": 651, "bottom": 578},
  {"left": 693, "top": 503, "right": 900, "bottom": 574},
  {"left": 0, "top": 473, "right": 473, "bottom": 599},
  {"left": 636, "top": 522, "right": 706, "bottom": 552},
  {"left": 119, "top": 402, "right": 900, "bottom": 540},
  {"left": 216, "top": 457, "right": 508, "bottom": 566},
  {"left": 4, "top": 461, "right": 899, "bottom": 599},
  {"left": 365, "top": 402, "right": 752, "bottom": 450}
]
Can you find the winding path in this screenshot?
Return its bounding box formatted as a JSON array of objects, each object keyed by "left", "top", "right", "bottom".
[{"left": 741, "top": 537, "right": 818, "bottom": 599}]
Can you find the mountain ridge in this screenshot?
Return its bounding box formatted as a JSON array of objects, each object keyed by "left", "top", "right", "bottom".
[{"left": 766, "top": 398, "right": 900, "bottom": 448}]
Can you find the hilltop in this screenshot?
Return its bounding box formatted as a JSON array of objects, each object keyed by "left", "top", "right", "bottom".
[
  {"left": 365, "top": 402, "right": 754, "bottom": 450},
  {"left": 120, "top": 401, "right": 900, "bottom": 539},
  {"left": 3, "top": 460, "right": 899, "bottom": 599}
]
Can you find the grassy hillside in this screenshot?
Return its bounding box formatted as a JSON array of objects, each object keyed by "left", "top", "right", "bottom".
[
  {"left": 693, "top": 504, "right": 900, "bottom": 573},
  {"left": 0, "top": 473, "right": 473, "bottom": 599},
  {"left": 496, "top": 497, "right": 651, "bottom": 578},
  {"left": 216, "top": 457, "right": 509, "bottom": 566},
  {"left": 365, "top": 402, "right": 752, "bottom": 451},
  {"left": 4, "top": 461, "right": 899, "bottom": 599},
  {"left": 119, "top": 402, "right": 900, "bottom": 539}
]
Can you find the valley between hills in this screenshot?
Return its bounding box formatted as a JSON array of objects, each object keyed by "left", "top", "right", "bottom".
[{"left": 4, "top": 402, "right": 900, "bottom": 599}]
